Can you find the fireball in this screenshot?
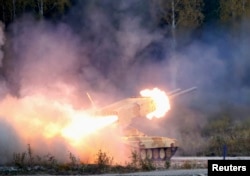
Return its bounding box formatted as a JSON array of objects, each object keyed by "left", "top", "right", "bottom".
[
  {"left": 140, "top": 87, "right": 170, "bottom": 119},
  {"left": 61, "top": 111, "right": 118, "bottom": 146}
]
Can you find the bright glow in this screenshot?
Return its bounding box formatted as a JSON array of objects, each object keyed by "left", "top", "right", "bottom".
[
  {"left": 0, "top": 94, "right": 119, "bottom": 155},
  {"left": 140, "top": 87, "right": 170, "bottom": 119},
  {"left": 61, "top": 112, "right": 118, "bottom": 145}
]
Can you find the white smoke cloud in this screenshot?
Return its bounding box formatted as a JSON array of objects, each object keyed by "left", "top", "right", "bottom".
[
  {"left": 0, "top": 22, "right": 5, "bottom": 67},
  {"left": 0, "top": 81, "right": 8, "bottom": 100},
  {"left": 11, "top": 23, "right": 77, "bottom": 93},
  {"left": 117, "top": 17, "right": 162, "bottom": 63}
]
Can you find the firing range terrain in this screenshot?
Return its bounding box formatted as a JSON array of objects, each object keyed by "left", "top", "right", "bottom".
[{"left": 0, "top": 0, "right": 250, "bottom": 174}]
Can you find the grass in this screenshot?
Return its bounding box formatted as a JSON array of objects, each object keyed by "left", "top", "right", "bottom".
[
  {"left": 2, "top": 146, "right": 210, "bottom": 175},
  {"left": 4, "top": 145, "right": 179, "bottom": 174},
  {"left": 4, "top": 144, "right": 209, "bottom": 175},
  {"left": 8, "top": 144, "right": 210, "bottom": 175},
  {"left": 128, "top": 150, "right": 155, "bottom": 171}
]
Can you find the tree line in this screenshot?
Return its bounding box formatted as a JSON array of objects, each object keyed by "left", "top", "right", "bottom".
[
  {"left": 0, "top": 0, "right": 71, "bottom": 24},
  {"left": 0, "top": 0, "right": 250, "bottom": 28},
  {"left": 201, "top": 115, "right": 250, "bottom": 156}
]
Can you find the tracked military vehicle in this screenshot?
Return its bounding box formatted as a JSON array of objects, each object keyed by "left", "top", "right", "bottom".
[
  {"left": 122, "top": 127, "right": 178, "bottom": 161},
  {"left": 96, "top": 87, "right": 196, "bottom": 161}
]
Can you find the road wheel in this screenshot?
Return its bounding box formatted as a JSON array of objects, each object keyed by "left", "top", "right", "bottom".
[
  {"left": 146, "top": 149, "right": 152, "bottom": 159},
  {"left": 159, "top": 148, "right": 165, "bottom": 160},
  {"left": 166, "top": 148, "right": 171, "bottom": 159},
  {"left": 140, "top": 149, "right": 146, "bottom": 160},
  {"left": 153, "top": 149, "right": 159, "bottom": 159}
]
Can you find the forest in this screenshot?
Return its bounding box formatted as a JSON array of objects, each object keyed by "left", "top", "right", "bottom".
[
  {"left": 0, "top": 1, "right": 250, "bottom": 31},
  {"left": 0, "top": 0, "right": 249, "bottom": 163}
]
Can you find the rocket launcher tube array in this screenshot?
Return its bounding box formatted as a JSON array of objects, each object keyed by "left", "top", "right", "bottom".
[
  {"left": 168, "top": 87, "right": 197, "bottom": 99},
  {"left": 95, "top": 87, "right": 196, "bottom": 126}
]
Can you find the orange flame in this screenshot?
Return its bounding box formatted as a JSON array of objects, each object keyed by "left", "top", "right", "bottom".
[
  {"left": 61, "top": 113, "right": 118, "bottom": 146},
  {"left": 0, "top": 94, "right": 121, "bottom": 162},
  {"left": 140, "top": 87, "right": 170, "bottom": 119}
]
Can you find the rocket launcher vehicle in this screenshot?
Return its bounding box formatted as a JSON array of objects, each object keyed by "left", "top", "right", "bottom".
[{"left": 94, "top": 87, "right": 196, "bottom": 161}]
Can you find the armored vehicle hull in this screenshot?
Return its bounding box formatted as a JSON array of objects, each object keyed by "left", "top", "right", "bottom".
[{"left": 122, "top": 128, "right": 178, "bottom": 161}]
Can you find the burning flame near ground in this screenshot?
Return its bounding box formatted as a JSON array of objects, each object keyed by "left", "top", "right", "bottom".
[
  {"left": 0, "top": 92, "right": 124, "bottom": 163},
  {"left": 61, "top": 114, "right": 118, "bottom": 146},
  {"left": 140, "top": 87, "right": 171, "bottom": 119}
]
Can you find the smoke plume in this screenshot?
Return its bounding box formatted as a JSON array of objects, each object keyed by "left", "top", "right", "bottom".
[
  {"left": 0, "top": 22, "right": 4, "bottom": 67},
  {"left": 0, "top": 0, "right": 250, "bottom": 163}
]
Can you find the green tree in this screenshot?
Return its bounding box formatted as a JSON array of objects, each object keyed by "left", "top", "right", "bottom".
[
  {"left": 202, "top": 115, "right": 234, "bottom": 155},
  {"left": 0, "top": 0, "right": 71, "bottom": 25},
  {"left": 152, "top": 0, "right": 204, "bottom": 30},
  {"left": 151, "top": 0, "right": 204, "bottom": 88},
  {"left": 0, "top": 0, "right": 13, "bottom": 24},
  {"left": 202, "top": 114, "right": 250, "bottom": 156},
  {"left": 29, "top": 0, "right": 71, "bottom": 19},
  {"left": 220, "top": 0, "right": 250, "bottom": 22}
]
